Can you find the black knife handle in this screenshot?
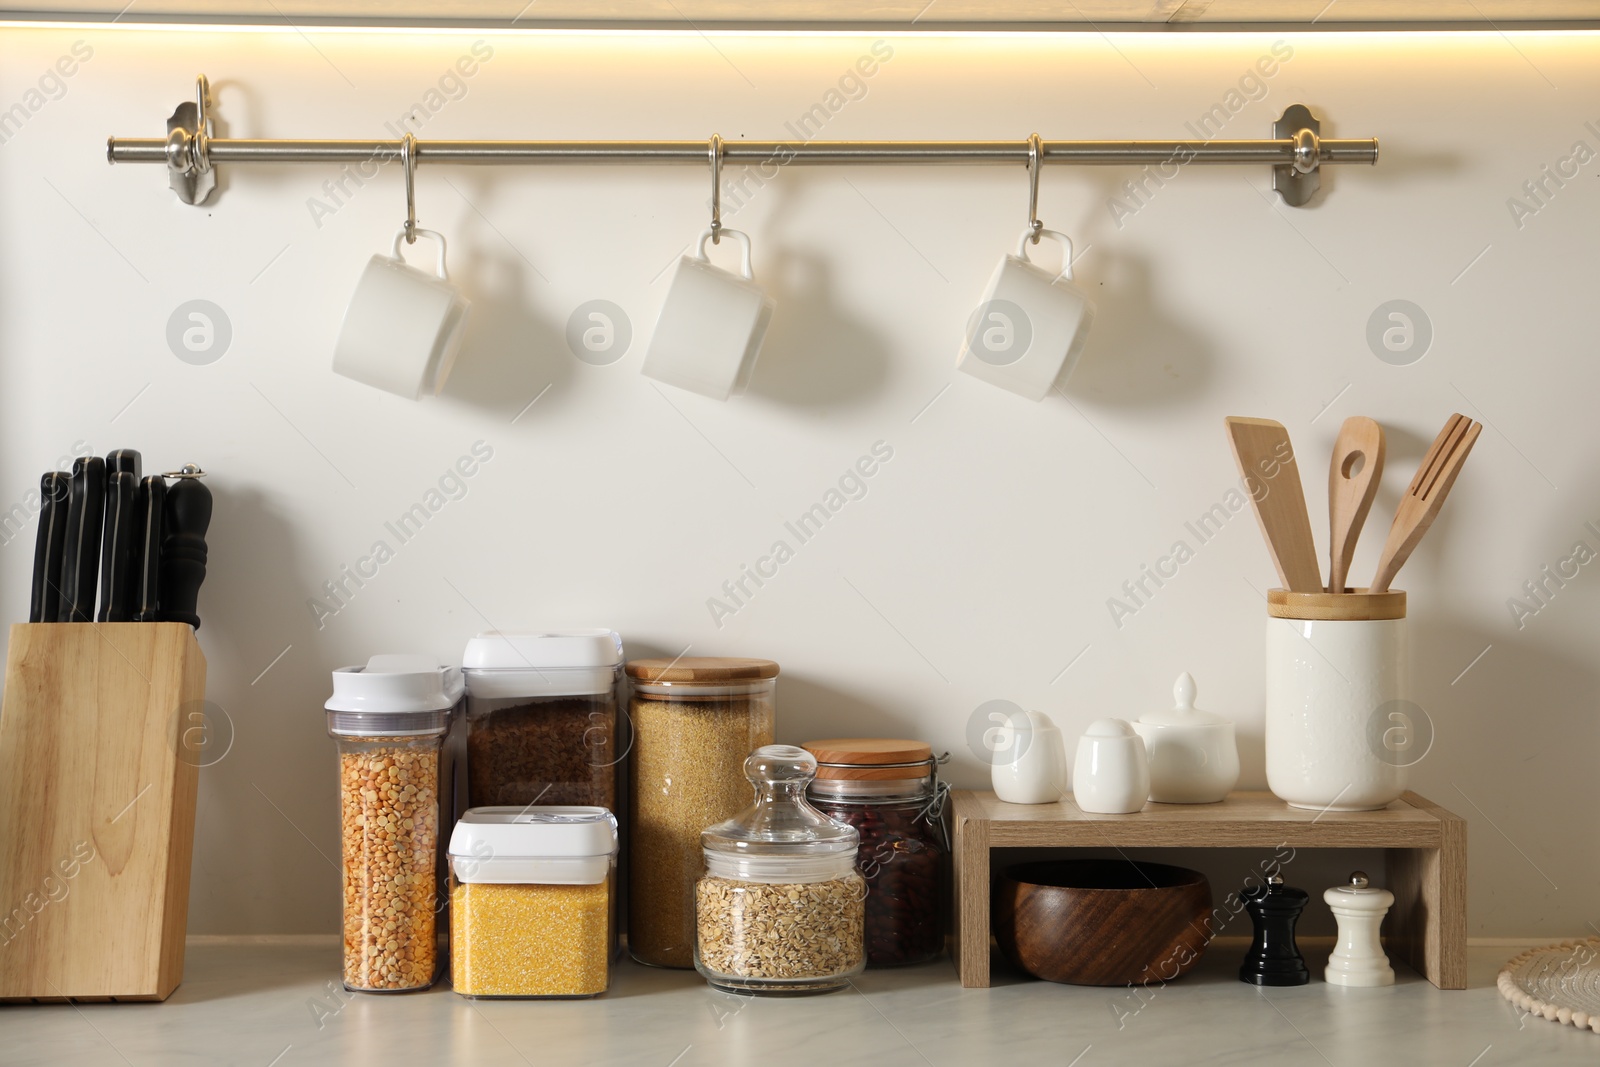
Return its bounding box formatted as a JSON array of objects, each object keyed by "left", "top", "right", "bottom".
[
  {"left": 159, "top": 473, "right": 211, "bottom": 630},
  {"left": 106, "top": 449, "right": 142, "bottom": 482},
  {"left": 133, "top": 476, "right": 166, "bottom": 623},
  {"left": 57, "top": 456, "right": 106, "bottom": 623},
  {"left": 98, "top": 472, "right": 138, "bottom": 623},
  {"left": 29, "top": 472, "right": 70, "bottom": 623}
]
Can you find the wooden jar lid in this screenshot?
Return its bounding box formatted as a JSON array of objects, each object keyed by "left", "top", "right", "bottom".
[
  {"left": 802, "top": 738, "right": 933, "bottom": 780},
  {"left": 624, "top": 657, "right": 779, "bottom": 683},
  {"left": 1267, "top": 589, "right": 1407, "bottom": 621}
]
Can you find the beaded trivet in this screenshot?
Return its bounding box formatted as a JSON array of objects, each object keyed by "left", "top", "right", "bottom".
[{"left": 1498, "top": 939, "right": 1600, "bottom": 1033}]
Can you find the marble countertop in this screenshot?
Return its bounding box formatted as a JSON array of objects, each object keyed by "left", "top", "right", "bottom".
[{"left": 4, "top": 940, "right": 1594, "bottom": 1066}]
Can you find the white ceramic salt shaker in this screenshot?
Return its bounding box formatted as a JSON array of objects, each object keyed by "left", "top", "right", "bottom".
[
  {"left": 1324, "top": 870, "right": 1395, "bottom": 987},
  {"left": 1132, "top": 672, "right": 1241, "bottom": 804},
  {"left": 991, "top": 710, "right": 1069, "bottom": 804},
  {"left": 1072, "top": 719, "right": 1149, "bottom": 814}
]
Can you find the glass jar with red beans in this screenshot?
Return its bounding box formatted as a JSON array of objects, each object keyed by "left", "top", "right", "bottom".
[{"left": 801, "top": 739, "right": 948, "bottom": 967}]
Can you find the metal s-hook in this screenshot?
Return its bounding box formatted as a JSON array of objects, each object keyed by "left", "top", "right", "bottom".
[
  {"left": 1026, "top": 132, "right": 1044, "bottom": 244},
  {"left": 401, "top": 132, "right": 418, "bottom": 244},
  {"left": 192, "top": 74, "right": 212, "bottom": 176},
  {"left": 709, "top": 133, "right": 723, "bottom": 244}
]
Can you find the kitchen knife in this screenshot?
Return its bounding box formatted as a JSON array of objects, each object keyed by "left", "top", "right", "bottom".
[
  {"left": 28, "top": 472, "right": 70, "bottom": 623},
  {"left": 106, "top": 448, "right": 142, "bottom": 483},
  {"left": 158, "top": 466, "right": 211, "bottom": 630},
  {"left": 98, "top": 471, "right": 139, "bottom": 622},
  {"left": 133, "top": 476, "right": 166, "bottom": 623},
  {"left": 57, "top": 456, "right": 106, "bottom": 622}
]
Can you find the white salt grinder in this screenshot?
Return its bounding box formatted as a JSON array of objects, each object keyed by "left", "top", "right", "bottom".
[{"left": 1324, "top": 871, "right": 1395, "bottom": 987}]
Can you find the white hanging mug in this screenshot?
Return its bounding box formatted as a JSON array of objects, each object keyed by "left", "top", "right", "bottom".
[
  {"left": 957, "top": 228, "right": 1095, "bottom": 401},
  {"left": 642, "top": 227, "right": 775, "bottom": 401},
  {"left": 333, "top": 227, "right": 471, "bottom": 400}
]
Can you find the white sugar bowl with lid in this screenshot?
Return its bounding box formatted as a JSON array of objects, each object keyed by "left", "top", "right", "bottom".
[{"left": 1131, "top": 673, "right": 1239, "bottom": 805}]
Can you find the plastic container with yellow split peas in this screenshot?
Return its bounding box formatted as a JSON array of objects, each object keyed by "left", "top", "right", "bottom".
[{"left": 448, "top": 806, "right": 618, "bottom": 998}]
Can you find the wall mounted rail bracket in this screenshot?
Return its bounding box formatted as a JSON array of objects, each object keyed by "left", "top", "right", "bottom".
[
  {"left": 109, "top": 76, "right": 1378, "bottom": 209},
  {"left": 1273, "top": 103, "right": 1324, "bottom": 207}
]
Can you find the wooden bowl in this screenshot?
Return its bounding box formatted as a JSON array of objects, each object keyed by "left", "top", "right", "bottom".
[{"left": 994, "top": 860, "right": 1213, "bottom": 986}]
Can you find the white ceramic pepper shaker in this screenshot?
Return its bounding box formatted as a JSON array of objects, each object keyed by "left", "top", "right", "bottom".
[
  {"left": 1072, "top": 719, "right": 1149, "bottom": 815},
  {"left": 1324, "top": 871, "right": 1395, "bottom": 987}
]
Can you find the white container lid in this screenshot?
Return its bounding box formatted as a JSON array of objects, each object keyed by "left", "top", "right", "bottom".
[
  {"left": 462, "top": 630, "right": 623, "bottom": 698},
  {"left": 449, "top": 806, "right": 618, "bottom": 885},
  {"left": 1139, "top": 672, "right": 1230, "bottom": 728},
  {"left": 326, "top": 654, "right": 463, "bottom": 737}
]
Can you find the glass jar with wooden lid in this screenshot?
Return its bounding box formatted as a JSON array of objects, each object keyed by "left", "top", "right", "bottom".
[
  {"left": 626, "top": 656, "right": 777, "bottom": 968},
  {"left": 802, "top": 738, "right": 947, "bottom": 967}
]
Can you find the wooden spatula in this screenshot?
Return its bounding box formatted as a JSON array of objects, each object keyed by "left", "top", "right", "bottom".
[
  {"left": 1369, "top": 413, "right": 1482, "bottom": 594},
  {"left": 1225, "top": 417, "right": 1323, "bottom": 592},
  {"left": 1327, "top": 416, "right": 1386, "bottom": 593}
]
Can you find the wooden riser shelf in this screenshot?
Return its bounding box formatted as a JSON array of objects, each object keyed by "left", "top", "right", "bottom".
[{"left": 951, "top": 789, "right": 1466, "bottom": 990}]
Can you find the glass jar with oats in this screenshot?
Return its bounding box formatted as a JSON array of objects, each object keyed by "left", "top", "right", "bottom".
[
  {"left": 448, "top": 806, "right": 618, "bottom": 998},
  {"left": 626, "top": 657, "right": 777, "bottom": 969},
  {"left": 326, "top": 655, "right": 464, "bottom": 993},
  {"left": 695, "top": 745, "right": 865, "bottom": 995}
]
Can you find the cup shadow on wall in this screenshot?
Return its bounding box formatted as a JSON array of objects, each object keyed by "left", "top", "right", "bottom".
[
  {"left": 746, "top": 246, "right": 891, "bottom": 409},
  {"left": 1054, "top": 247, "right": 1214, "bottom": 409},
  {"left": 436, "top": 226, "right": 569, "bottom": 417}
]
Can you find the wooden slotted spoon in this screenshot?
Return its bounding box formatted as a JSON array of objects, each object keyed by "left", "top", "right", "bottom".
[
  {"left": 1327, "top": 416, "right": 1385, "bottom": 594},
  {"left": 1368, "top": 413, "right": 1482, "bottom": 594}
]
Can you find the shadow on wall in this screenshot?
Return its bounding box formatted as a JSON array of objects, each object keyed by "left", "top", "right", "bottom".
[
  {"left": 751, "top": 245, "right": 892, "bottom": 410},
  {"left": 746, "top": 174, "right": 892, "bottom": 410},
  {"left": 186, "top": 485, "right": 338, "bottom": 935},
  {"left": 436, "top": 181, "right": 569, "bottom": 418},
  {"left": 775, "top": 674, "right": 917, "bottom": 745},
  {"left": 1055, "top": 245, "right": 1214, "bottom": 410}
]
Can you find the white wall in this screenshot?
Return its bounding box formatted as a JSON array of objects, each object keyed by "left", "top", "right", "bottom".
[{"left": 0, "top": 25, "right": 1595, "bottom": 938}]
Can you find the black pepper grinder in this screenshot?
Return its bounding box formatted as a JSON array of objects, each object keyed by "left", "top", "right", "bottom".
[
  {"left": 158, "top": 465, "right": 211, "bottom": 630},
  {"left": 1240, "top": 873, "right": 1310, "bottom": 986}
]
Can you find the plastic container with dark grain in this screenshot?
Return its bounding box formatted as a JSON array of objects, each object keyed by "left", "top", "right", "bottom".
[{"left": 462, "top": 630, "right": 623, "bottom": 810}]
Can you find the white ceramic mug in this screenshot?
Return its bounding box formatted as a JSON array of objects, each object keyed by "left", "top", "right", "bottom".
[
  {"left": 957, "top": 228, "right": 1095, "bottom": 401},
  {"left": 1265, "top": 594, "right": 1410, "bottom": 811},
  {"left": 642, "top": 228, "right": 774, "bottom": 401},
  {"left": 333, "top": 227, "right": 470, "bottom": 400}
]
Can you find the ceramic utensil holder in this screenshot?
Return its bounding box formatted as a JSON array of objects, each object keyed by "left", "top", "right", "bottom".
[
  {"left": 0, "top": 623, "right": 206, "bottom": 1001},
  {"left": 1265, "top": 589, "right": 1408, "bottom": 812}
]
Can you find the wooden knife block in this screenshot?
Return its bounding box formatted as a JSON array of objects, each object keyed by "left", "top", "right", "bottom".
[{"left": 0, "top": 623, "right": 205, "bottom": 1001}]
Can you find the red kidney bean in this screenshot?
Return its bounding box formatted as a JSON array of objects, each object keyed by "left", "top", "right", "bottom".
[{"left": 814, "top": 798, "right": 944, "bottom": 967}]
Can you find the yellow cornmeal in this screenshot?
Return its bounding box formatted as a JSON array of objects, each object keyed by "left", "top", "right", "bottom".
[{"left": 450, "top": 879, "right": 611, "bottom": 997}]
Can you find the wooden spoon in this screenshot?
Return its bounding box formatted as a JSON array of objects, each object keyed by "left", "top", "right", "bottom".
[
  {"left": 1369, "top": 413, "right": 1482, "bottom": 594},
  {"left": 1327, "top": 416, "right": 1386, "bottom": 593},
  {"left": 1225, "top": 417, "right": 1323, "bottom": 593}
]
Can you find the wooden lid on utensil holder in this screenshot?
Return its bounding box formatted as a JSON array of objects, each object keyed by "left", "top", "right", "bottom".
[{"left": 1267, "top": 589, "right": 1406, "bottom": 621}]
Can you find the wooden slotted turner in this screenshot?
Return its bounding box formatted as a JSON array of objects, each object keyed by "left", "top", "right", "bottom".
[
  {"left": 1369, "top": 413, "right": 1482, "bottom": 594},
  {"left": 1225, "top": 417, "right": 1323, "bottom": 593},
  {"left": 1327, "top": 416, "right": 1385, "bottom": 594}
]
